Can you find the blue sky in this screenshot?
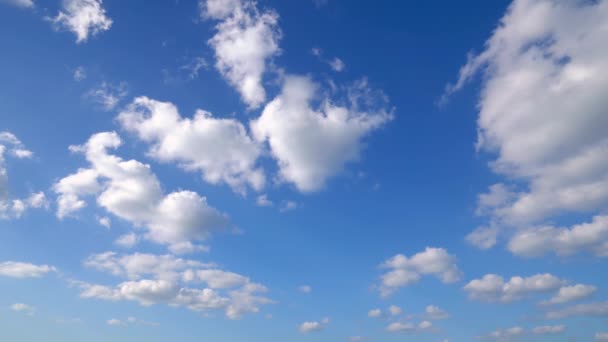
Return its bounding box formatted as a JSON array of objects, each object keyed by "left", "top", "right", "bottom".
[{"left": 1, "top": 0, "right": 608, "bottom": 341}]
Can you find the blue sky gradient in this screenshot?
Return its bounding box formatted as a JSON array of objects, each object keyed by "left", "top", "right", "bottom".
[{"left": 1, "top": 0, "right": 608, "bottom": 341}]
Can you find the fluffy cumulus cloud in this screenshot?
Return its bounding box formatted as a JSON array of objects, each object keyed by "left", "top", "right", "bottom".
[
  {"left": 117, "top": 97, "right": 264, "bottom": 193},
  {"left": 106, "top": 316, "right": 159, "bottom": 327},
  {"left": 447, "top": 0, "right": 608, "bottom": 253},
  {"left": 50, "top": 0, "right": 112, "bottom": 43},
  {"left": 542, "top": 284, "right": 596, "bottom": 305},
  {"left": 202, "top": 0, "right": 281, "bottom": 108},
  {"left": 0, "top": 132, "right": 46, "bottom": 219},
  {"left": 377, "top": 247, "right": 461, "bottom": 297},
  {"left": 367, "top": 308, "right": 381, "bottom": 318},
  {"left": 53, "top": 132, "right": 232, "bottom": 250},
  {"left": 77, "top": 251, "right": 272, "bottom": 319},
  {"left": 508, "top": 215, "right": 608, "bottom": 258},
  {"left": 532, "top": 325, "right": 566, "bottom": 335},
  {"left": 298, "top": 317, "right": 329, "bottom": 333},
  {"left": 464, "top": 273, "right": 593, "bottom": 305},
  {"left": 0, "top": 261, "right": 55, "bottom": 278},
  {"left": 251, "top": 76, "right": 393, "bottom": 192}
]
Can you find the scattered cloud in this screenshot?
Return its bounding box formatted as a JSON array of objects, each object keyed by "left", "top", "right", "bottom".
[
  {"left": 425, "top": 305, "right": 449, "bottom": 320},
  {"left": 597, "top": 332, "right": 608, "bottom": 341},
  {"left": 10, "top": 303, "right": 35, "bottom": 316},
  {"left": 251, "top": 75, "right": 392, "bottom": 192},
  {"left": 446, "top": 0, "right": 608, "bottom": 256},
  {"left": 298, "top": 285, "right": 312, "bottom": 294},
  {"left": 256, "top": 194, "right": 272, "bottom": 207},
  {"left": 54, "top": 132, "right": 232, "bottom": 249},
  {"left": 107, "top": 316, "right": 159, "bottom": 327},
  {"left": 203, "top": 0, "right": 281, "bottom": 108},
  {"left": 114, "top": 233, "right": 139, "bottom": 248},
  {"left": 118, "top": 97, "right": 264, "bottom": 193},
  {"left": 86, "top": 82, "right": 128, "bottom": 111},
  {"left": 545, "top": 301, "right": 608, "bottom": 320},
  {"left": 388, "top": 305, "right": 402, "bottom": 316},
  {"left": 49, "top": 0, "right": 112, "bottom": 43},
  {"left": 0, "top": 261, "right": 55, "bottom": 278},
  {"left": 386, "top": 320, "right": 432, "bottom": 333},
  {"left": 463, "top": 273, "right": 565, "bottom": 303},
  {"left": 367, "top": 308, "right": 381, "bottom": 318},
  {"left": 483, "top": 326, "right": 523, "bottom": 341},
  {"left": 532, "top": 325, "right": 566, "bottom": 335},
  {"left": 76, "top": 251, "right": 273, "bottom": 320},
  {"left": 377, "top": 247, "right": 461, "bottom": 297},
  {"left": 298, "top": 317, "right": 329, "bottom": 333},
  {"left": 73, "top": 66, "right": 87, "bottom": 81},
  {"left": 508, "top": 215, "right": 608, "bottom": 258},
  {"left": 542, "top": 284, "right": 596, "bottom": 305},
  {"left": 0, "top": 0, "right": 34, "bottom": 8}
]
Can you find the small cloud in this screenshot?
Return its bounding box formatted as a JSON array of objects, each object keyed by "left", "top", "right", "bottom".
[
  {"left": 86, "top": 82, "right": 128, "bottom": 111},
  {"left": 299, "top": 317, "right": 329, "bottom": 333},
  {"left": 388, "top": 305, "right": 402, "bottom": 316},
  {"left": 73, "top": 66, "right": 87, "bottom": 81},
  {"left": 11, "top": 303, "right": 35, "bottom": 316},
  {"left": 256, "top": 194, "right": 273, "bottom": 207},
  {"left": 329, "top": 58, "right": 345, "bottom": 72},
  {"left": 0, "top": 0, "right": 35, "bottom": 9},
  {"left": 368, "top": 308, "right": 382, "bottom": 318},
  {"left": 98, "top": 216, "right": 111, "bottom": 228},
  {"left": 114, "top": 233, "right": 139, "bottom": 249},
  {"left": 280, "top": 201, "right": 297, "bottom": 212},
  {"left": 298, "top": 285, "right": 312, "bottom": 294}
]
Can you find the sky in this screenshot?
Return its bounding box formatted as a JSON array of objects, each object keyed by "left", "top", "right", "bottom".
[{"left": 0, "top": 0, "right": 608, "bottom": 341}]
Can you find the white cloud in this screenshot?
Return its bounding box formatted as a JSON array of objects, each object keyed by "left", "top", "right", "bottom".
[
  {"left": 0, "top": 262, "right": 55, "bottom": 278},
  {"left": 532, "top": 325, "right": 565, "bottom": 335},
  {"left": 386, "top": 320, "right": 432, "bottom": 333},
  {"left": 466, "top": 226, "right": 499, "bottom": 250},
  {"left": 73, "top": 66, "right": 86, "bottom": 81},
  {"left": 77, "top": 251, "right": 272, "bottom": 319},
  {"left": 386, "top": 321, "right": 414, "bottom": 333},
  {"left": 378, "top": 247, "right": 461, "bottom": 297},
  {"left": 98, "top": 216, "right": 111, "bottom": 228},
  {"left": 251, "top": 75, "right": 392, "bottom": 192},
  {"left": 11, "top": 303, "right": 35, "bottom": 316},
  {"left": 388, "top": 305, "right": 402, "bottom": 316},
  {"left": 114, "top": 233, "right": 139, "bottom": 248},
  {"left": 279, "top": 200, "right": 297, "bottom": 212},
  {"left": 463, "top": 273, "right": 564, "bottom": 303},
  {"left": 485, "top": 326, "right": 524, "bottom": 340},
  {"left": 367, "top": 308, "right": 381, "bottom": 318},
  {"left": 298, "top": 285, "right": 312, "bottom": 294},
  {"left": 298, "top": 317, "right": 329, "bottom": 333},
  {"left": 446, "top": 0, "right": 608, "bottom": 254},
  {"left": 107, "top": 317, "right": 158, "bottom": 327},
  {"left": 425, "top": 305, "right": 449, "bottom": 320},
  {"left": 543, "top": 284, "right": 596, "bottom": 305},
  {"left": 87, "top": 82, "right": 128, "bottom": 111},
  {"left": 329, "top": 58, "right": 345, "bottom": 72},
  {"left": 508, "top": 215, "right": 608, "bottom": 258},
  {"left": 106, "top": 318, "right": 123, "bottom": 326},
  {"left": 597, "top": 332, "right": 608, "bottom": 341},
  {"left": 0, "top": 132, "right": 43, "bottom": 219},
  {"left": 117, "top": 97, "right": 264, "bottom": 193},
  {"left": 54, "top": 132, "right": 232, "bottom": 249},
  {"left": 204, "top": 0, "right": 281, "bottom": 108},
  {"left": 50, "top": 0, "right": 112, "bottom": 43},
  {"left": 256, "top": 194, "right": 272, "bottom": 207},
  {"left": 0, "top": 0, "right": 34, "bottom": 8},
  {"left": 545, "top": 301, "right": 608, "bottom": 320},
  {"left": 168, "top": 241, "right": 209, "bottom": 255}
]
